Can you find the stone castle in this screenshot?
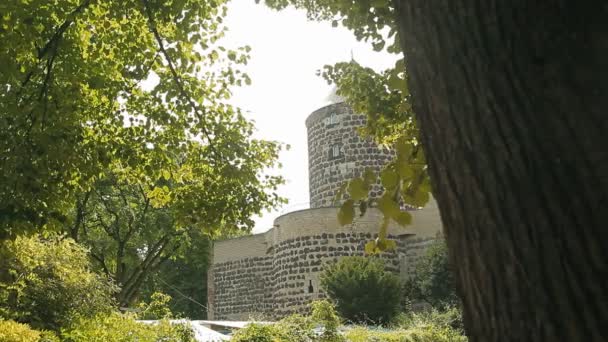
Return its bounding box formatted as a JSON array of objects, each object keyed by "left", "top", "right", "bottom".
[{"left": 206, "top": 96, "right": 443, "bottom": 320}]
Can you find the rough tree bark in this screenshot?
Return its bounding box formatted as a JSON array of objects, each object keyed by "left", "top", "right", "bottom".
[{"left": 392, "top": 1, "right": 608, "bottom": 341}]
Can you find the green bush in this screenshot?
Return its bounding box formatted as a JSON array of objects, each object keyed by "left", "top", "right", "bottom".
[
  {"left": 232, "top": 314, "right": 318, "bottom": 342},
  {"left": 273, "top": 314, "right": 316, "bottom": 342},
  {"left": 230, "top": 323, "right": 278, "bottom": 342},
  {"left": 61, "top": 312, "right": 194, "bottom": 342},
  {"left": 346, "top": 317, "right": 467, "bottom": 342},
  {"left": 320, "top": 256, "right": 402, "bottom": 324},
  {"left": 403, "top": 240, "right": 459, "bottom": 309},
  {"left": 137, "top": 292, "right": 174, "bottom": 320},
  {"left": 0, "top": 320, "right": 41, "bottom": 342},
  {"left": 310, "top": 300, "right": 345, "bottom": 342},
  {"left": 38, "top": 331, "right": 60, "bottom": 342},
  {"left": 393, "top": 306, "right": 464, "bottom": 333},
  {"left": 0, "top": 236, "right": 117, "bottom": 331},
  {"left": 231, "top": 301, "right": 467, "bottom": 342}
]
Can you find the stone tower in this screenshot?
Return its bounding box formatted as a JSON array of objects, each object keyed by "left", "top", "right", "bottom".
[
  {"left": 306, "top": 97, "right": 393, "bottom": 208},
  {"left": 206, "top": 94, "right": 442, "bottom": 321}
]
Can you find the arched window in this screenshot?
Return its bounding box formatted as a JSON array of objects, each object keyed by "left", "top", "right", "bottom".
[{"left": 308, "top": 280, "right": 314, "bottom": 293}]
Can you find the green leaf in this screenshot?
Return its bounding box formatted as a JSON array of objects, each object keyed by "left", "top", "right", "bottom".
[
  {"left": 396, "top": 161, "right": 414, "bottom": 179},
  {"left": 394, "top": 211, "right": 412, "bottom": 226},
  {"left": 384, "top": 239, "right": 397, "bottom": 250},
  {"left": 372, "top": 41, "right": 385, "bottom": 51},
  {"left": 377, "top": 193, "right": 400, "bottom": 218},
  {"left": 333, "top": 182, "right": 348, "bottom": 204},
  {"left": 338, "top": 199, "right": 355, "bottom": 226},
  {"left": 403, "top": 188, "right": 430, "bottom": 207},
  {"left": 395, "top": 138, "right": 412, "bottom": 161},
  {"left": 380, "top": 168, "right": 399, "bottom": 190},
  {"left": 364, "top": 240, "right": 377, "bottom": 254},
  {"left": 162, "top": 170, "right": 171, "bottom": 180},
  {"left": 347, "top": 178, "right": 368, "bottom": 201}
]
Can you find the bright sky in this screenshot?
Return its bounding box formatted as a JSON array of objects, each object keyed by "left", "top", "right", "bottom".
[{"left": 222, "top": 2, "right": 397, "bottom": 233}]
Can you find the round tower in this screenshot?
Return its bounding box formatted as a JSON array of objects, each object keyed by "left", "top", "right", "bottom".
[{"left": 305, "top": 93, "right": 394, "bottom": 208}]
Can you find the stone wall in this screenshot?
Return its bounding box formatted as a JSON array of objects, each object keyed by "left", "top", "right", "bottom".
[
  {"left": 207, "top": 233, "right": 273, "bottom": 320},
  {"left": 207, "top": 204, "right": 442, "bottom": 320},
  {"left": 306, "top": 102, "right": 394, "bottom": 208},
  {"left": 271, "top": 231, "right": 409, "bottom": 318}
]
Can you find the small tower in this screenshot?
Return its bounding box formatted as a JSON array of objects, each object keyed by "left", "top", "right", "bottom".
[{"left": 305, "top": 89, "right": 393, "bottom": 208}]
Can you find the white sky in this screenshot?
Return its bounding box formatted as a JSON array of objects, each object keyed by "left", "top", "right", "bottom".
[{"left": 222, "top": 1, "right": 397, "bottom": 233}]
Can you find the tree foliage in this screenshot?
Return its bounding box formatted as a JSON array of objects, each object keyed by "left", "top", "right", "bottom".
[
  {"left": 1, "top": 0, "right": 284, "bottom": 238},
  {"left": 138, "top": 229, "right": 211, "bottom": 319},
  {"left": 320, "top": 256, "right": 402, "bottom": 324},
  {"left": 65, "top": 168, "right": 251, "bottom": 307},
  {"left": 0, "top": 235, "right": 117, "bottom": 331},
  {"left": 404, "top": 241, "right": 459, "bottom": 309}
]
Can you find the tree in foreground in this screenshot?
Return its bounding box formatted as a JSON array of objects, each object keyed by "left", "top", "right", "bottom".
[
  {"left": 0, "top": 0, "right": 283, "bottom": 239},
  {"left": 320, "top": 256, "right": 402, "bottom": 324},
  {"left": 262, "top": 0, "right": 608, "bottom": 340}
]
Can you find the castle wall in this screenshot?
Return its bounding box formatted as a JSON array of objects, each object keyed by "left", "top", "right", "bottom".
[
  {"left": 306, "top": 102, "right": 394, "bottom": 208},
  {"left": 207, "top": 203, "right": 442, "bottom": 320},
  {"left": 207, "top": 233, "right": 273, "bottom": 320}
]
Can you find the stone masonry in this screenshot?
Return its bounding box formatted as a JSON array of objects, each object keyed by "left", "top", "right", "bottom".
[
  {"left": 306, "top": 102, "right": 394, "bottom": 208},
  {"left": 207, "top": 99, "right": 443, "bottom": 320}
]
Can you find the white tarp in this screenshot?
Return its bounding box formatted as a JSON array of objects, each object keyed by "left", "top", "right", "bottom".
[
  {"left": 197, "top": 320, "right": 272, "bottom": 329},
  {"left": 189, "top": 322, "right": 230, "bottom": 341},
  {"left": 138, "top": 320, "right": 230, "bottom": 342}
]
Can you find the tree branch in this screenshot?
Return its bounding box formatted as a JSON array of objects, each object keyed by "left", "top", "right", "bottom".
[
  {"left": 18, "top": 0, "right": 93, "bottom": 96},
  {"left": 140, "top": 0, "right": 217, "bottom": 156}
]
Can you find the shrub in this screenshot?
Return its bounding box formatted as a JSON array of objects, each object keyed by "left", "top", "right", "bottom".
[
  {"left": 320, "top": 256, "right": 402, "bottom": 324},
  {"left": 137, "top": 292, "right": 174, "bottom": 320},
  {"left": 61, "top": 312, "right": 194, "bottom": 342},
  {"left": 0, "top": 320, "right": 41, "bottom": 342},
  {"left": 393, "top": 306, "right": 464, "bottom": 333},
  {"left": 38, "top": 331, "right": 61, "bottom": 342},
  {"left": 404, "top": 240, "right": 459, "bottom": 309},
  {"left": 232, "top": 315, "right": 317, "bottom": 342},
  {"left": 230, "top": 323, "right": 277, "bottom": 342},
  {"left": 346, "top": 318, "right": 467, "bottom": 342},
  {"left": 273, "top": 314, "right": 316, "bottom": 342},
  {"left": 0, "top": 236, "right": 117, "bottom": 331},
  {"left": 310, "top": 300, "right": 344, "bottom": 342},
  {"left": 232, "top": 301, "right": 347, "bottom": 342}
]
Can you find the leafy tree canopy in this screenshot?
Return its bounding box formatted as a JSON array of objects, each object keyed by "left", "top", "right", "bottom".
[{"left": 1, "top": 0, "right": 284, "bottom": 238}]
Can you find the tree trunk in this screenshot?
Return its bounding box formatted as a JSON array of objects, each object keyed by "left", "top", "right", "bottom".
[{"left": 392, "top": 1, "right": 608, "bottom": 340}]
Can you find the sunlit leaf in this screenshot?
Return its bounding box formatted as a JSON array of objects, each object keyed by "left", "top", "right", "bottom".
[{"left": 338, "top": 199, "right": 355, "bottom": 226}]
